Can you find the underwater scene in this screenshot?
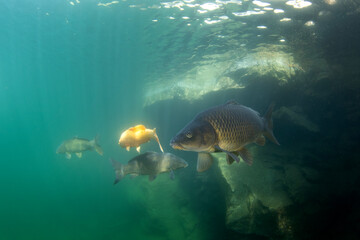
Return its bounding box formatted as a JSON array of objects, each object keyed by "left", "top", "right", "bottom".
[{"left": 1, "top": 0, "right": 359, "bottom": 239}]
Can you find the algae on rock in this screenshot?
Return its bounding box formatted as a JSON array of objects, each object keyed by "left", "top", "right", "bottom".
[
  {"left": 214, "top": 148, "right": 294, "bottom": 238},
  {"left": 143, "top": 45, "right": 305, "bottom": 107},
  {"left": 226, "top": 45, "right": 304, "bottom": 85},
  {"left": 144, "top": 56, "right": 243, "bottom": 107},
  {"left": 124, "top": 175, "right": 207, "bottom": 240}
]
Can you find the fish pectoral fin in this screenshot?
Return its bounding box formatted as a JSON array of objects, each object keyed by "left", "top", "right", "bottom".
[
  {"left": 75, "top": 152, "right": 82, "bottom": 158},
  {"left": 65, "top": 152, "right": 71, "bottom": 159},
  {"left": 255, "top": 135, "right": 266, "bottom": 146},
  {"left": 214, "top": 147, "right": 223, "bottom": 153},
  {"left": 226, "top": 154, "right": 235, "bottom": 165},
  {"left": 153, "top": 131, "right": 164, "bottom": 153},
  {"left": 126, "top": 146, "right": 130, "bottom": 151},
  {"left": 136, "top": 146, "right": 141, "bottom": 153},
  {"left": 215, "top": 146, "right": 241, "bottom": 163},
  {"left": 227, "top": 152, "right": 240, "bottom": 163},
  {"left": 197, "top": 153, "right": 214, "bottom": 172},
  {"left": 238, "top": 147, "right": 253, "bottom": 166},
  {"left": 169, "top": 169, "right": 175, "bottom": 180},
  {"left": 148, "top": 175, "right": 157, "bottom": 181}
]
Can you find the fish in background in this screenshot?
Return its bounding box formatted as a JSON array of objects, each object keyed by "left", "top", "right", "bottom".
[
  {"left": 170, "top": 100, "right": 280, "bottom": 172},
  {"left": 56, "top": 136, "right": 103, "bottom": 159},
  {"left": 110, "top": 151, "right": 188, "bottom": 183},
  {"left": 118, "top": 124, "right": 164, "bottom": 153}
]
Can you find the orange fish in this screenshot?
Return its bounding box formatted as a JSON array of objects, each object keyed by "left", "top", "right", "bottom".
[{"left": 118, "top": 124, "right": 164, "bottom": 153}]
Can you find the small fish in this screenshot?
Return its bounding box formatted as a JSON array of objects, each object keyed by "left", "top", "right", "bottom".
[
  {"left": 110, "top": 151, "right": 188, "bottom": 183},
  {"left": 56, "top": 136, "right": 103, "bottom": 159},
  {"left": 170, "top": 101, "right": 279, "bottom": 172},
  {"left": 118, "top": 124, "right": 164, "bottom": 153}
]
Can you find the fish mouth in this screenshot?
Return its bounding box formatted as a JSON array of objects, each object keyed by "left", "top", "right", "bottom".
[{"left": 170, "top": 140, "right": 184, "bottom": 150}]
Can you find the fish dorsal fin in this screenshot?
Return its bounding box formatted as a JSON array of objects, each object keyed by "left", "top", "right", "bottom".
[
  {"left": 225, "top": 100, "right": 240, "bottom": 105},
  {"left": 129, "top": 124, "right": 146, "bottom": 132}
]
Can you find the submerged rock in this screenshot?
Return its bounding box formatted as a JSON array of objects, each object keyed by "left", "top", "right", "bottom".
[
  {"left": 215, "top": 148, "right": 295, "bottom": 238},
  {"left": 226, "top": 45, "right": 304, "bottom": 86},
  {"left": 143, "top": 45, "right": 304, "bottom": 107},
  {"left": 125, "top": 175, "right": 205, "bottom": 240},
  {"left": 144, "top": 57, "right": 243, "bottom": 107}
]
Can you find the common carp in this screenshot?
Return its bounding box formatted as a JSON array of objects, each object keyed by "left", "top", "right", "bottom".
[
  {"left": 170, "top": 101, "right": 279, "bottom": 172},
  {"left": 118, "top": 124, "right": 164, "bottom": 153},
  {"left": 56, "top": 136, "right": 103, "bottom": 159},
  {"left": 110, "top": 151, "right": 188, "bottom": 183}
]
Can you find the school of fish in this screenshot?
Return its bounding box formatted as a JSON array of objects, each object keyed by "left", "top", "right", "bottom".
[{"left": 56, "top": 100, "right": 279, "bottom": 183}]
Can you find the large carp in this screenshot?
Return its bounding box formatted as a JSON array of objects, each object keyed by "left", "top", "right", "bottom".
[
  {"left": 110, "top": 152, "right": 188, "bottom": 183},
  {"left": 56, "top": 136, "right": 103, "bottom": 159},
  {"left": 170, "top": 101, "right": 279, "bottom": 172}
]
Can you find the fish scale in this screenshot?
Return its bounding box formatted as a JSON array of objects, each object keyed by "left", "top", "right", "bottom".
[
  {"left": 170, "top": 101, "right": 279, "bottom": 172},
  {"left": 205, "top": 107, "right": 263, "bottom": 151}
]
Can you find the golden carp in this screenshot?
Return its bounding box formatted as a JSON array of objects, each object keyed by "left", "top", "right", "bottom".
[{"left": 119, "top": 124, "right": 164, "bottom": 153}]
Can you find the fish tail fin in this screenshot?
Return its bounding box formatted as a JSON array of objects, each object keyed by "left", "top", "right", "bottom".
[
  {"left": 152, "top": 128, "right": 164, "bottom": 153},
  {"left": 110, "top": 158, "right": 125, "bottom": 184},
  {"left": 93, "top": 135, "right": 103, "bottom": 156},
  {"left": 263, "top": 103, "right": 280, "bottom": 145}
]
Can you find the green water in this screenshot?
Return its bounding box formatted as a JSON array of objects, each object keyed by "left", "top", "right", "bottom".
[
  {"left": 0, "top": 1, "right": 224, "bottom": 239},
  {"left": 1, "top": 1, "right": 143, "bottom": 239}
]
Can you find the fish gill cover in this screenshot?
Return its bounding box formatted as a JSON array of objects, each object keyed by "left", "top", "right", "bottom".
[{"left": 0, "top": 0, "right": 360, "bottom": 240}]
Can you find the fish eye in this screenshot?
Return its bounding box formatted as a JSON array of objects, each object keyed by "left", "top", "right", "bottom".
[{"left": 185, "top": 131, "right": 192, "bottom": 138}]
